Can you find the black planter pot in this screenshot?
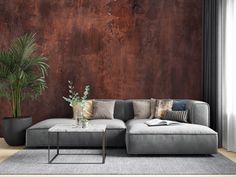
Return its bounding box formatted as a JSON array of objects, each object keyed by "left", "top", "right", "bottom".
[{"left": 2, "top": 117, "right": 32, "bottom": 146}]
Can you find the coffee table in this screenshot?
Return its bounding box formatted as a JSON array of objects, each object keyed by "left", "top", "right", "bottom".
[{"left": 48, "top": 124, "right": 106, "bottom": 164}]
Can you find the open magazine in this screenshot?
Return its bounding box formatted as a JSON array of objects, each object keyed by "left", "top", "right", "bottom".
[{"left": 145, "top": 119, "right": 179, "bottom": 126}]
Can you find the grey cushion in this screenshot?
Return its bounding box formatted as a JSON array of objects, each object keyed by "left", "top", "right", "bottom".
[
  {"left": 126, "top": 119, "right": 216, "bottom": 134},
  {"left": 26, "top": 118, "right": 126, "bottom": 147},
  {"left": 185, "top": 100, "right": 210, "bottom": 126},
  {"left": 92, "top": 100, "right": 115, "bottom": 119},
  {"left": 132, "top": 100, "right": 151, "bottom": 119},
  {"left": 123, "top": 101, "right": 135, "bottom": 121},
  {"left": 28, "top": 118, "right": 74, "bottom": 129},
  {"left": 28, "top": 118, "right": 126, "bottom": 130},
  {"left": 26, "top": 129, "right": 125, "bottom": 148},
  {"left": 114, "top": 100, "right": 125, "bottom": 120},
  {"left": 164, "top": 110, "right": 188, "bottom": 123},
  {"left": 125, "top": 119, "right": 218, "bottom": 154},
  {"left": 89, "top": 119, "right": 126, "bottom": 129}
]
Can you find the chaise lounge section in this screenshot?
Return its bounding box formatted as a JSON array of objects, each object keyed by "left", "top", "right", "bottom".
[
  {"left": 126, "top": 119, "right": 217, "bottom": 154},
  {"left": 26, "top": 99, "right": 218, "bottom": 154},
  {"left": 26, "top": 100, "right": 127, "bottom": 147},
  {"left": 125, "top": 100, "right": 218, "bottom": 154},
  {"left": 26, "top": 118, "right": 126, "bottom": 147}
]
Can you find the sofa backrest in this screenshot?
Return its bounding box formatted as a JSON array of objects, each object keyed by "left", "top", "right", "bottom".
[
  {"left": 185, "top": 100, "right": 210, "bottom": 127},
  {"left": 94, "top": 99, "right": 210, "bottom": 127},
  {"left": 93, "top": 99, "right": 127, "bottom": 121},
  {"left": 94, "top": 99, "right": 148, "bottom": 122}
]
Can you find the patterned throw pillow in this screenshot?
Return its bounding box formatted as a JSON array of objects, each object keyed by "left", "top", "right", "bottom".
[
  {"left": 164, "top": 110, "right": 188, "bottom": 123},
  {"left": 154, "top": 99, "right": 173, "bottom": 118},
  {"left": 73, "top": 100, "right": 93, "bottom": 119}
]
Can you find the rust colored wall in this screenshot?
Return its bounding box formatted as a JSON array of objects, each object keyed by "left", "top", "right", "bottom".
[{"left": 0, "top": 0, "right": 202, "bottom": 136}]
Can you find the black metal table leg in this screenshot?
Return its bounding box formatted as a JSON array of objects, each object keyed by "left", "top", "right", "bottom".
[
  {"left": 48, "top": 132, "right": 59, "bottom": 164},
  {"left": 102, "top": 130, "right": 106, "bottom": 163},
  {"left": 48, "top": 131, "right": 50, "bottom": 163},
  {"left": 57, "top": 132, "right": 59, "bottom": 155}
]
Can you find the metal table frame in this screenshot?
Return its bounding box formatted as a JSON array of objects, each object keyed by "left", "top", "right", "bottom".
[{"left": 48, "top": 129, "right": 106, "bottom": 164}]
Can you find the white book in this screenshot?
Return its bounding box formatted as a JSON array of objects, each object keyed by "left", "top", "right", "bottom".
[{"left": 145, "top": 118, "right": 179, "bottom": 126}]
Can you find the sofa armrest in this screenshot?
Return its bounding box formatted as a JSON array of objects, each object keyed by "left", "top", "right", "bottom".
[{"left": 185, "top": 100, "right": 210, "bottom": 127}]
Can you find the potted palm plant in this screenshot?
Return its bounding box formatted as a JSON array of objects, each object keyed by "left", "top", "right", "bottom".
[{"left": 0, "top": 34, "right": 49, "bottom": 146}]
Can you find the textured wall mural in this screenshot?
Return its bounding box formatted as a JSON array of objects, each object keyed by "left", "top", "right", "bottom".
[{"left": 0, "top": 0, "right": 202, "bottom": 135}]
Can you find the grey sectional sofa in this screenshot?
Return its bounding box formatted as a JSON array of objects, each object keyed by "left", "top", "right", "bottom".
[{"left": 26, "top": 99, "right": 218, "bottom": 154}]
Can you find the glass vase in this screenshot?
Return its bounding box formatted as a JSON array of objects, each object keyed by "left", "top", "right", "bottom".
[
  {"left": 81, "top": 119, "right": 89, "bottom": 128},
  {"left": 76, "top": 117, "right": 80, "bottom": 126}
]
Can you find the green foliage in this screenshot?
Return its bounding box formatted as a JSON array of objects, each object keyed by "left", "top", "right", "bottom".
[
  {"left": 63, "top": 80, "right": 90, "bottom": 110},
  {"left": 0, "top": 33, "right": 49, "bottom": 117}
]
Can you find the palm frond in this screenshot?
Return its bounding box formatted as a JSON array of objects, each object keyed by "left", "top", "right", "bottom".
[
  {"left": 0, "top": 82, "right": 11, "bottom": 99},
  {"left": 9, "top": 33, "right": 36, "bottom": 64},
  {"left": 0, "top": 33, "right": 49, "bottom": 117}
]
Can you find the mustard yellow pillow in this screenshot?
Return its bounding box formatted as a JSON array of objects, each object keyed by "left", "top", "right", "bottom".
[
  {"left": 72, "top": 100, "right": 93, "bottom": 119},
  {"left": 154, "top": 99, "right": 173, "bottom": 118}
]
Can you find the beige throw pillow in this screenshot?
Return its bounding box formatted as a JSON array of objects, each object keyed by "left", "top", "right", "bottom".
[
  {"left": 149, "top": 98, "right": 156, "bottom": 119},
  {"left": 72, "top": 100, "right": 93, "bottom": 119},
  {"left": 92, "top": 100, "right": 115, "bottom": 119},
  {"left": 133, "top": 100, "right": 151, "bottom": 119},
  {"left": 154, "top": 99, "right": 173, "bottom": 118}
]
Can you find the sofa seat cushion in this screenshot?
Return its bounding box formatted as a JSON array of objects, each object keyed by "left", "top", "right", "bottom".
[
  {"left": 28, "top": 118, "right": 74, "bottom": 129},
  {"left": 126, "top": 119, "right": 217, "bottom": 135},
  {"left": 125, "top": 119, "right": 218, "bottom": 154},
  {"left": 29, "top": 118, "right": 126, "bottom": 130},
  {"left": 26, "top": 118, "right": 126, "bottom": 147},
  {"left": 89, "top": 119, "right": 126, "bottom": 129}
]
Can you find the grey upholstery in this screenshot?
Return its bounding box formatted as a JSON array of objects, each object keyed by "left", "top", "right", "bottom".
[
  {"left": 114, "top": 100, "right": 125, "bottom": 120},
  {"left": 26, "top": 118, "right": 126, "bottom": 147},
  {"left": 28, "top": 118, "right": 73, "bottom": 129},
  {"left": 122, "top": 99, "right": 210, "bottom": 126},
  {"left": 26, "top": 99, "right": 217, "bottom": 155},
  {"left": 125, "top": 119, "right": 217, "bottom": 154},
  {"left": 28, "top": 118, "right": 126, "bottom": 130},
  {"left": 185, "top": 100, "right": 210, "bottom": 126},
  {"left": 89, "top": 119, "right": 126, "bottom": 129}
]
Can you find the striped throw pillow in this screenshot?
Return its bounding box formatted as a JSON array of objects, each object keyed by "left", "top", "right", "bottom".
[{"left": 164, "top": 110, "right": 188, "bottom": 123}]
